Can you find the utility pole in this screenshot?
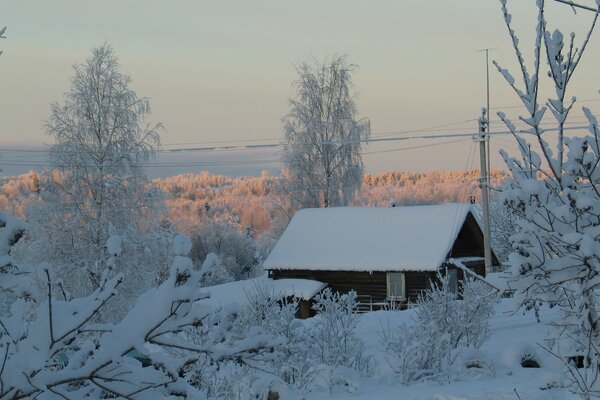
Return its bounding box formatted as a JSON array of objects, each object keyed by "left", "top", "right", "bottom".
[
  {"left": 475, "top": 48, "right": 494, "bottom": 274},
  {"left": 476, "top": 109, "right": 493, "bottom": 274}
]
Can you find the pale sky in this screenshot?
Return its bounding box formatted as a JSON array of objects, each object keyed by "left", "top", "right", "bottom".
[{"left": 1, "top": 0, "right": 600, "bottom": 177}]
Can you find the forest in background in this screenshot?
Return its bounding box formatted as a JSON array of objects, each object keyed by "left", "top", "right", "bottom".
[{"left": 0, "top": 168, "right": 509, "bottom": 241}]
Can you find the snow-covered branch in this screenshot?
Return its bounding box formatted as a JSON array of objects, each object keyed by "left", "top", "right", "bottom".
[
  {"left": 0, "top": 217, "right": 276, "bottom": 399},
  {"left": 495, "top": 1, "right": 600, "bottom": 397}
]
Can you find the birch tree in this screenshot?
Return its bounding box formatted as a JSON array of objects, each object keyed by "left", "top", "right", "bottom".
[
  {"left": 494, "top": 1, "right": 600, "bottom": 397},
  {"left": 20, "top": 44, "right": 168, "bottom": 316},
  {"left": 282, "top": 56, "right": 371, "bottom": 208}
]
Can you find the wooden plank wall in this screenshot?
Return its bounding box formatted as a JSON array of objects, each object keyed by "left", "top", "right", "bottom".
[{"left": 271, "top": 269, "right": 437, "bottom": 302}]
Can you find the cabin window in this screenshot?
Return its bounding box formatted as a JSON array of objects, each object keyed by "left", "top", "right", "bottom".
[
  {"left": 387, "top": 272, "right": 405, "bottom": 299},
  {"left": 448, "top": 269, "right": 458, "bottom": 293}
]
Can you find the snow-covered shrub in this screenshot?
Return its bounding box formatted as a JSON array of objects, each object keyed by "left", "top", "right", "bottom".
[
  {"left": 381, "top": 322, "right": 429, "bottom": 384},
  {"left": 198, "top": 287, "right": 373, "bottom": 397},
  {"left": 190, "top": 221, "right": 261, "bottom": 284},
  {"left": 0, "top": 212, "right": 32, "bottom": 314},
  {"left": 200, "top": 252, "right": 236, "bottom": 286},
  {"left": 494, "top": 1, "right": 600, "bottom": 398},
  {"left": 489, "top": 192, "right": 519, "bottom": 265},
  {"left": 311, "top": 289, "right": 371, "bottom": 374},
  {"left": 177, "top": 284, "right": 307, "bottom": 398},
  {"left": 460, "top": 278, "right": 497, "bottom": 349},
  {"left": 382, "top": 274, "right": 496, "bottom": 383},
  {"left": 238, "top": 286, "right": 322, "bottom": 396},
  {"left": 0, "top": 214, "right": 275, "bottom": 399},
  {"left": 417, "top": 275, "right": 495, "bottom": 356}
]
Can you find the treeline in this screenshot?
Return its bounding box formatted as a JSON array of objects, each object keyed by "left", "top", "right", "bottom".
[{"left": 1, "top": 168, "right": 509, "bottom": 240}]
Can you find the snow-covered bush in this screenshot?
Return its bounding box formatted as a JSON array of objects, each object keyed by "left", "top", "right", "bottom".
[
  {"left": 380, "top": 322, "right": 425, "bottom": 384},
  {"left": 0, "top": 214, "right": 275, "bottom": 399},
  {"left": 311, "top": 289, "right": 371, "bottom": 373},
  {"left": 382, "top": 274, "right": 496, "bottom": 383},
  {"left": 489, "top": 192, "right": 519, "bottom": 264},
  {"left": 193, "top": 287, "right": 372, "bottom": 397},
  {"left": 190, "top": 221, "right": 261, "bottom": 284},
  {"left": 416, "top": 275, "right": 495, "bottom": 359},
  {"left": 494, "top": 1, "right": 600, "bottom": 398},
  {"left": 199, "top": 252, "right": 236, "bottom": 286}
]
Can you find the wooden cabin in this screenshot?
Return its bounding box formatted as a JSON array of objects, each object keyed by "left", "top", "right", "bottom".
[{"left": 264, "top": 204, "right": 499, "bottom": 314}]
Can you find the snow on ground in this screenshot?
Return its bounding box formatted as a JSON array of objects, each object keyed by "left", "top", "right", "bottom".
[
  {"left": 305, "top": 298, "right": 572, "bottom": 400},
  {"left": 201, "top": 277, "right": 574, "bottom": 399}
]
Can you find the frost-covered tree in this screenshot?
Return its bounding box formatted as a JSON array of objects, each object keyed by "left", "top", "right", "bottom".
[
  {"left": 0, "top": 215, "right": 275, "bottom": 399},
  {"left": 494, "top": 1, "right": 600, "bottom": 397},
  {"left": 18, "top": 44, "right": 169, "bottom": 315},
  {"left": 282, "top": 56, "right": 371, "bottom": 208}
]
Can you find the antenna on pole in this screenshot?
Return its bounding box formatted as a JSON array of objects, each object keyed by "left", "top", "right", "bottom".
[{"left": 476, "top": 48, "right": 494, "bottom": 182}]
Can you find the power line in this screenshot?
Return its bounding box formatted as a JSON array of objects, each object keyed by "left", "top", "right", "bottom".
[
  {"left": 0, "top": 139, "right": 473, "bottom": 169},
  {"left": 4, "top": 97, "right": 599, "bottom": 155},
  {"left": 370, "top": 118, "right": 477, "bottom": 138},
  {"left": 0, "top": 123, "right": 592, "bottom": 169},
  {"left": 2, "top": 95, "right": 599, "bottom": 155},
  {"left": 362, "top": 138, "right": 470, "bottom": 155}
]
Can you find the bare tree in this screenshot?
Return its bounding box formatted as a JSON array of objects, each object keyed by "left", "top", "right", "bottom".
[
  {"left": 282, "top": 56, "right": 370, "bottom": 208},
  {"left": 494, "top": 0, "right": 600, "bottom": 397},
  {"left": 20, "top": 44, "right": 168, "bottom": 316}
]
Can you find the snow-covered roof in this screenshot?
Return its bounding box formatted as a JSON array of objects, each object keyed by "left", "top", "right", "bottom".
[
  {"left": 198, "top": 276, "right": 327, "bottom": 309},
  {"left": 264, "top": 203, "right": 474, "bottom": 272}
]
